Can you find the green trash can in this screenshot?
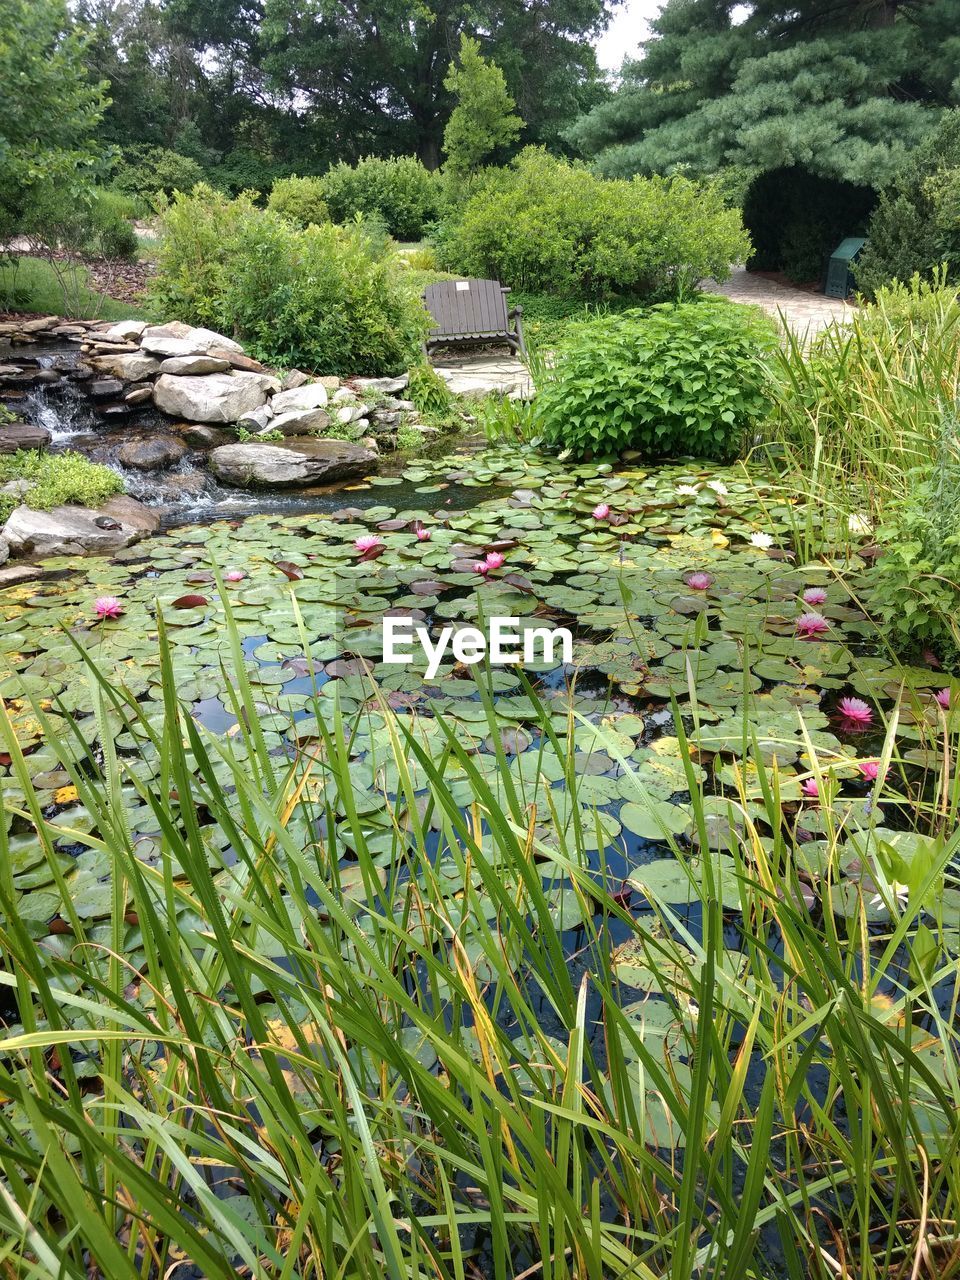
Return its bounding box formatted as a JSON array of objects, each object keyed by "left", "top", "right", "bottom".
[{"left": 824, "top": 237, "right": 866, "bottom": 299}]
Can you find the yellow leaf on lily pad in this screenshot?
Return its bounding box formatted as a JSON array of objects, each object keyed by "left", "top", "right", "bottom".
[{"left": 54, "top": 785, "right": 79, "bottom": 804}]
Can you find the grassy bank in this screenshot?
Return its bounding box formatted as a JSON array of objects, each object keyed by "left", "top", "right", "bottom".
[{"left": 0, "top": 255, "right": 142, "bottom": 321}]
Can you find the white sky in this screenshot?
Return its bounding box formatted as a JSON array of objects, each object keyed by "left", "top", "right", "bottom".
[{"left": 595, "top": 0, "right": 663, "bottom": 72}]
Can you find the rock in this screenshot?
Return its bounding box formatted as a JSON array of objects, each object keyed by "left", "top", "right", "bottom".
[
  {"left": 118, "top": 435, "right": 188, "bottom": 470},
  {"left": 1, "top": 480, "right": 31, "bottom": 499},
  {"left": 178, "top": 423, "right": 233, "bottom": 449},
  {"left": 236, "top": 404, "right": 274, "bottom": 432},
  {"left": 208, "top": 439, "right": 376, "bottom": 488},
  {"left": 124, "top": 386, "right": 154, "bottom": 406},
  {"left": 372, "top": 410, "right": 401, "bottom": 427},
  {"left": 0, "top": 422, "right": 52, "bottom": 454},
  {"left": 89, "top": 378, "right": 124, "bottom": 399},
  {"left": 270, "top": 382, "right": 329, "bottom": 414},
  {"left": 0, "top": 534, "right": 8, "bottom": 566},
  {"left": 437, "top": 365, "right": 533, "bottom": 399},
  {"left": 280, "top": 368, "right": 310, "bottom": 391},
  {"left": 158, "top": 355, "right": 232, "bottom": 375},
  {"left": 336, "top": 404, "right": 360, "bottom": 425},
  {"left": 268, "top": 407, "right": 330, "bottom": 436},
  {"left": 152, "top": 370, "right": 274, "bottom": 423},
  {"left": 101, "top": 404, "right": 132, "bottom": 419},
  {"left": 332, "top": 388, "right": 357, "bottom": 404},
  {"left": 0, "top": 562, "right": 48, "bottom": 589},
  {"left": 104, "top": 320, "right": 148, "bottom": 343},
  {"left": 90, "top": 352, "right": 161, "bottom": 381},
  {"left": 140, "top": 322, "right": 243, "bottom": 358},
  {"left": 0, "top": 364, "right": 21, "bottom": 376},
  {"left": 354, "top": 375, "right": 408, "bottom": 394},
  {"left": 317, "top": 376, "right": 341, "bottom": 391},
  {"left": 19, "top": 316, "right": 59, "bottom": 334},
  {"left": 2, "top": 495, "right": 159, "bottom": 557},
  {"left": 361, "top": 436, "right": 380, "bottom": 454},
  {"left": 1, "top": 369, "right": 59, "bottom": 388},
  {"left": 207, "top": 347, "right": 268, "bottom": 373}
]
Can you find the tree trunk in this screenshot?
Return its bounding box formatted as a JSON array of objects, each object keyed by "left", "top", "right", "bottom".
[{"left": 418, "top": 131, "right": 442, "bottom": 170}]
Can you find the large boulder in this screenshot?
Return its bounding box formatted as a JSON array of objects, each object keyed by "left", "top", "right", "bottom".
[
  {"left": 1, "top": 495, "right": 160, "bottom": 557},
  {"left": 103, "top": 320, "right": 147, "bottom": 343},
  {"left": 0, "top": 422, "right": 51, "bottom": 454},
  {"left": 270, "top": 382, "right": 329, "bottom": 415},
  {"left": 152, "top": 371, "right": 276, "bottom": 423},
  {"left": 158, "top": 355, "right": 232, "bottom": 375},
  {"left": 90, "top": 352, "right": 161, "bottom": 382},
  {"left": 140, "top": 322, "right": 243, "bottom": 358},
  {"left": 208, "top": 439, "right": 375, "bottom": 488},
  {"left": 267, "top": 407, "right": 331, "bottom": 436},
  {"left": 118, "top": 435, "right": 188, "bottom": 471}
]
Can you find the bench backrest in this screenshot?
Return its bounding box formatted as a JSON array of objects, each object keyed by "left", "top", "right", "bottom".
[{"left": 424, "top": 279, "right": 510, "bottom": 339}]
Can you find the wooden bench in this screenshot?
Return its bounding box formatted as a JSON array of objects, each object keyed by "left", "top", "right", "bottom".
[{"left": 423, "top": 278, "right": 528, "bottom": 361}]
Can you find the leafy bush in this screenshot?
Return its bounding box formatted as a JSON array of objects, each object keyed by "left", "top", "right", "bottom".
[
  {"left": 535, "top": 298, "right": 778, "bottom": 460},
  {"left": 436, "top": 148, "right": 750, "bottom": 301},
  {"left": 0, "top": 450, "right": 123, "bottom": 522},
  {"left": 856, "top": 111, "right": 960, "bottom": 299},
  {"left": 321, "top": 156, "right": 440, "bottom": 241},
  {"left": 150, "top": 186, "right": 427, "bottom": 375},
  {"left": 407, "top": 362, "right": 454, "bottom": 419},
  {"left": 267, "top": 175, "right": 329, "bottom": 227},
  {"left": 869, "top": 420, "right": 960, "bottom": 666},
  {"left": 86, "top": 188, "right": 139, "bottom": 260},
  {"left": 111, "top": 146, "right": 206, "bottom": 204}
]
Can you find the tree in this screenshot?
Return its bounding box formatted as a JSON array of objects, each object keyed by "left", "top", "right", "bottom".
[
  {"left": 259, "top": 0, "right": 614, "bottom": 169},
  {"left": 442, "top": 35, "right": 523, "bottom": 174},
  {"left": 0, "top": 0, "right": 109, "bottom": 238},
  {"left": 567, "top": 0, "right": 959, "bottom": 185}
]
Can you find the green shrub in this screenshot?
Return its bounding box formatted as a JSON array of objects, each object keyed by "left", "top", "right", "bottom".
[
  {"left": 150, "top": 186, "right": 427, "bottom": 375},
  {"left": 869, "top": 415, "right": 960, "bottom": 666},
  {"left": 436, "top": 148, "right": 751, "bottom": 301},
  {"left": 407, "top": 362, "right": 454, "bottom": 419},
  {"left": 267, "top": 175, "right": 329, "bottom": 227},
  {"left": 535, "top": 298, "right": 778, "bottom": 460},
  {"left": 112, "top": 146, "right": 206, "bottom": 203},
  {"left": 322, "top": 156, "right": 440, "bottom": 241},
  {"left": 855, "top": 111, "right": 960, "bottom": 298},
  {"left": 86, "top": 188, "right": 138, "bottom": 260},
  {"left": 0, "top": 450, "right": 123, "bottom": 522}
]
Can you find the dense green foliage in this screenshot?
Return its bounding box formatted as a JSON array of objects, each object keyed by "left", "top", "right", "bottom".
[
  {"left": 870, "top": 431, "right": 960, "bottom": 665},
  {"left": 442, "top": 35, "right": 523, "bottom": 176},
  {"left": 321, "top": 156, "right": 439, "bottom": 240},
  {"left": 0, "top": 450, "right": 123, "bottom": 522},
  {"left": 149, "top": 186, "right": 427, "bottom": 374},
  {"left": 110, "top": 145, "right": 206, "bottom": 205},
  {"left": 568, "top": 0, "right": 955, "bottom": 184},
  {"left": 536, "top": 299, "right": 778, "bottom": 459},
  {"left": 267, "top": 175, "right": 330, "bottom": 227},
  {"left": 856, "top": 111, "right": 960, "bottom": 297},
  {"left": 437, "top": 149, "right": 750, "bottom": 300},
  {"left": 0, "top": 0, "right": 108, "bottom": 240}
]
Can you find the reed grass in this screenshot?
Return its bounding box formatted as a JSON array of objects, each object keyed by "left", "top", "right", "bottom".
[{"left": 1, "top": 603, "right": 959, "bottom": 1278}]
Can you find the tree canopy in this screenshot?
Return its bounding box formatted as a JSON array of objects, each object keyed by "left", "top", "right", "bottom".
[
  {"left": 0, "top": 0, "right": 108, "bottom": 236},
  {"left": 567, "top": 0, "right": 960, "bottom": 187},
  {"left": 442, "top": 35, "right": 523, "bottom": 175}
]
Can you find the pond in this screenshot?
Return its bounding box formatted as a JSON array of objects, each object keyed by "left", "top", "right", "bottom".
[{"left": 1, "top": 443, "right": 958, "bottom": 1271}]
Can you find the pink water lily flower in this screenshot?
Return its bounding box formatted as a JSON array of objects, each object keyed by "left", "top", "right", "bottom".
[
  {"left": 592, "top": 503, "right": 610, "bottom": 520},
  {"left": 94, "top": 596, "right": 124, "bottom": 620},
  {"left": 354, "top": 533, "right": 383, "bottom": 554},
  {"left": 224, "top": 569, "right": 246, "bottom": 583},
  {"left": 801, "top": 778, "right": 819, "bottom": 799},
  {"left": 796, "top": 611, "right": 829, "bottom": 640},
  {"left": 936, "top": 687, "right": 952, "bottom": 710},
  {"left": 473, "top": 560, "right": 490, "bottom": 576},
  {"left": 859, "top": 761, "right": 882, "bottom": 782},
  {"left": 838, "top": 696, "right": 873, "bottom": 727},
  {"left": 685, "top": 572, "right": 713, "bottom": 591},
  {"left": 484, "top": 551, "right": 506, "bottom": 569},
  {"left": 802, "top": 587, "right": 828, "bottom": 606},
  {"left": 415, "top": 527, "right": 431, "bottom": 542}
]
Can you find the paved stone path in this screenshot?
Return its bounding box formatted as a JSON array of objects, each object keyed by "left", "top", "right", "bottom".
[
  {"left": 703, "top": 268, "right": 853, "bottom": 337},
  {"left": 434, "top": 351, "right": 534, "bottom": 399}
]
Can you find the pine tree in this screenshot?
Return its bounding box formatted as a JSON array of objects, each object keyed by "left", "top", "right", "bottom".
[{"left": 442, "top": 36, "right": 524, "bottom": 175}]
